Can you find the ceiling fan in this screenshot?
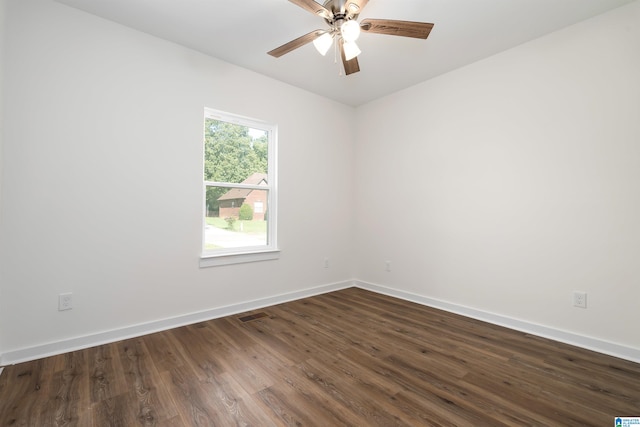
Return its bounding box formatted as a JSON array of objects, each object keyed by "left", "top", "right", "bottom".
[{"left": 267, "top": 0, "right": 434, "bottom": 75}]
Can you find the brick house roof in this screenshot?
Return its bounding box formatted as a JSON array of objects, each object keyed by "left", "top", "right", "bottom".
[{"left": 217, "top": 172, "right": 267, "bottom": 201}]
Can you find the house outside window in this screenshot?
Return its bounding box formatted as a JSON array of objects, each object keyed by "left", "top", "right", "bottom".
[
  {"left": 200, "top": 108, "right": 278, "bottom": 267},
  {"left": 217, "top": 173, "right": 268, "bottom": 221}
]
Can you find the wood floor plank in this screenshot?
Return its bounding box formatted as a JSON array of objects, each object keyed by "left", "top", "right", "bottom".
[
  {"left": 49, "top": 349, "right": 91, "bottom": 426},
  {"left": 117, "top": 338, "right": 179, "bottom": 425},
  {"left": 1, "top": 287, "right": 639, "bottom": 425},
  {"left": 142, "top": 331, "right": 185, "bottom": 374},
  {"left": 299, "top": 356, "right": 412, "bottom": 426},
  {"left": 160, "top": 366, "right": 221, "bottom": 426},
  {"left": 207, "top": 372, "right": 280, "bottom": 427},
  {"left": 0, "top": 359, "right": 53, "bottom": 426},
  {"left": 166, "top": 324, "right": 229, "bottom": 382},
  {"left": 257, "top": 364, "right": 367, "bottom": 426},
  {"left": 88, "top": 344, "right": 129, "bottom": 406},
  {"left": 212, "top": 345, "right": 278, "bottom": 395},
  {"left": 255, "top": 385, "right": 316, "bottom": 426},
  {"left": 90, "top": 393, "right": 143, "bottom": 427}
]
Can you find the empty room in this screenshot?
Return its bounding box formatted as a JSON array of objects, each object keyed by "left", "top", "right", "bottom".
[{"left": 1, "top": 0, "right": 639, "bottom": 425}]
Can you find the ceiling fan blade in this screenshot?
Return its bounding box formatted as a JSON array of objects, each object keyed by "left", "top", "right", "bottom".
[
  {"left": 340, "top": 42, "right": 360, "bottom": 75},
  {"left": 345, "top": 0, "right": 369, "bottom": 17},
  {"left": 288, "top": 0, "right": 332, "bottom": 19},
  {"left": 268, "top": 30, "right": 325, "bottom": 58},
  {"left": 360, "top": 19, "right": 434, "bottom": 39}
]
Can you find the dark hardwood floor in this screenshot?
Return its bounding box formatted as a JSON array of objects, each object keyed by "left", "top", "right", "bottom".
[{"left": 1, "top": 287, "right": 639, "bottom": 426}]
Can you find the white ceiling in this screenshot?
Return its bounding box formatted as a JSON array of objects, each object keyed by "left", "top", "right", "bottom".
[{"left": 54, "top": 0, "right": 635, "bottom": 106}]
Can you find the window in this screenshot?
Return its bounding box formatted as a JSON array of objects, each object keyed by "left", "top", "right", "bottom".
[{"left": 200, "top": 108, "right": 278, "bottom": 267}]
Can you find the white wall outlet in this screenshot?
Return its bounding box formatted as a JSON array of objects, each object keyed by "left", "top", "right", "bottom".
[
  {"left": 58, "top": 292, "right": 73, "bottom": 311},
  {"left": 385, "top": 260, "right": 391, "bottom": 272},
  {"left": 573, "top": 291, "right": 587, "bottom": 309},
  {"left": 324, "top": 257, "right": 329, "bottom": 268}
]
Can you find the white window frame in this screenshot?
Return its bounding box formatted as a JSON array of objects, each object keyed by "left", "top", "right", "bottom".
[{"left": 200, "top": 108, "right": 279, "bottom": 267}]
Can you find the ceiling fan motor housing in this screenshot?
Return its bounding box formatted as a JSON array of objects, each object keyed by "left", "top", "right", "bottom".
[{"left": 323, "top": 0, "right": 361, "bottom": 23}]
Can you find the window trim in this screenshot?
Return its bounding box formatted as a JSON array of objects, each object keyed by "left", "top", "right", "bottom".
[
  {"left": 199, "top": 249, "right": 281, "bottom": 268},
  {"left": 200, "top": 108, "right": 278, "bottom": 267}
]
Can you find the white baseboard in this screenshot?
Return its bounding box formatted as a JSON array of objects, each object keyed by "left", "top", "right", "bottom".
[
  {"left": 354, "top": 280, "right": 640, "bottom": 364},
  {"left": 2, "top": 279, "right": 639, "bottom": 366},
  {"left": 0, "top": 280, "right": 353, "bottom": 366}
]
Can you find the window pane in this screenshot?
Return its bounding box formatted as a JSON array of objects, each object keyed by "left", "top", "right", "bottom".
[
  {"left": 202, "top": 109, "right": 276, "bottom": 260},
  {"left": 205, "top": 186, "right": 269, "bottom": 250},
  {"left": 204, "top": 118, "right": 268, "bottom": 184}
]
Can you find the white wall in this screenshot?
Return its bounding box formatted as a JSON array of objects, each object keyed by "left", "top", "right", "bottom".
[
  {"left": 0, "top": 0, "right": 354, "bottom": 361},
  {"left": 0, "top": 0, "right": 6, "bottom": 361},
  {"left": 355, "top": 1, "right": 640, "bottom": 352}
]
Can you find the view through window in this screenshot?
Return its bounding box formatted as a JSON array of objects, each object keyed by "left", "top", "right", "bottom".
[{"left": 203, "top": 109, "right": 277, "bottom": 257}]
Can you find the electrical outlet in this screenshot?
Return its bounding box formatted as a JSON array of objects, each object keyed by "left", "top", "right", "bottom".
[
  {"left": 385, "top": 260, "right": 391, "bottom": 272},
  {"left": 58, "top": 292, "right": 73, "bottom": 311},
  {"left": 573, "top": 291, "right": 587, "bottom": 309},
  {"left": 324, "top": 257, "right": 329, "bottom": 268}
]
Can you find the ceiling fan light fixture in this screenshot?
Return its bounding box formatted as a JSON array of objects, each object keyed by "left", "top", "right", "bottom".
[
  {"left": 343, "top": 40, "right": 361, "bottom": 61},
  {"left": 341, "top": 19, "right": 361, "bottom": 42},
  {"left": 313, "top": 32, "right": 333, "bottom": 56},
  {"left": 268, "top": 0, "right": 435, "bottom": 76}
]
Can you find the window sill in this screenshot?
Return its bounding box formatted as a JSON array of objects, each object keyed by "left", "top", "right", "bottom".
[{"left": 199, "top": 249, "right": 280, "bottom": 268}]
